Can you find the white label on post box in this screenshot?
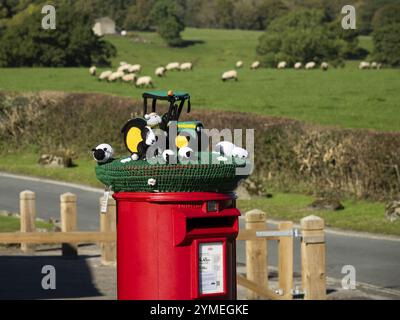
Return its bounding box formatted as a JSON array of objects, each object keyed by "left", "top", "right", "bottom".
[
  {"left": 100, "top": 191, "right": 110, "bottom": 213},
  {"left": 199, "top": 242, "right": 224, "bottom": 294}
]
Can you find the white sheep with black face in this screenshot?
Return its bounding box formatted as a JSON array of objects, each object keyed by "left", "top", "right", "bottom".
[
  {"left": 136, "top": 76, "right": 154, "bottom": 88},
  {"left": 277, "top": 61, "right": 287, "bottom": 69},
  {"left": 89, "top": 66, "right": 97, "bottom": 76},
  {"left": 166, "top": 62, "right": 180, "bottom": 71},
  {"left": 155, "top": 67, "right": 166, "bottom": 77},
  {"left": 162, "top": 149, "right": 176, "bottom": 163},
  {"left": 232, "top": 146, "right": 248, "bottom": 159},
  {"left": 222, "top": 70, "right": 238, "bottom": 82},
  {"left": 216, "top": 141, "right": 235, "bottom": 157},
  {"left": 305, "top": 61, "right": 316, "bottom": 70},
  {"left": 251, "top": 61, "right": 260, "bottom": 70},
  {"left": 294, "top": 62, "right": 302, "bottom": 70},
  {"left": 215, "top": 141, "right": 248, "bottom": 159},
  {"left": 145, "top": 113, "right": 162, "bottom": 128},
  {"left": 130, "top": 128, "right": 156, "bottom": 161},
  {"left": 92, "top": 144, "right": 114, "bottom": 164},
  {"left": 178, "top": 146, "right": 194, "bottom": 160},
  {"left": 145, "top": 126, "right": 157, "bottom": 146}
]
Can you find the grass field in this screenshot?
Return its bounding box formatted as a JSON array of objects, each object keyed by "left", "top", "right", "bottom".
[
  {"left": 0, "top": 152, "right": 398, "bottom": 236},
  {"left": 0, "top": 28, "right": 399, "bottom": 131},
  {"left": 0, "top": 153, "right": 100, "bottom": 187},
  {"left": 0, "top": 215, "right": 53, "bottom": 233},
  {"left": 238, "top": 194, "right": 399, "bottom": 236}
]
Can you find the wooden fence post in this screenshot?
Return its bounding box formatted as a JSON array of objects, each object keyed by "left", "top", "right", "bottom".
[
  {"left": 60, "top": 193, "right": 78, "bottom": 258},
  {"left": 100, "top": 195, "right": 116, "bottom": 265},
  {"left": 278, "top": 221, "right": 293, "bottom": 299},
  {"left": 20, "top": 190, "right": 36, "bottom": 252},
  {"left": 301, "top": 215, "right": 326, "bottom": 300},
  {"left": 245, "top": 209, "right": 268, "bottom": 300}
]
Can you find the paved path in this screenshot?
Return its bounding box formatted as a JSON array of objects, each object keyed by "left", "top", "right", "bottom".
[{"left": 1, "top": 173, "right": 399, "bottom": 294}]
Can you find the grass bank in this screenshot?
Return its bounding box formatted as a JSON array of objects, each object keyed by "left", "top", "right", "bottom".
[
  {"left": 238, "top": 194, "right": 399, "bottom": 236},
  {"left": 0, "top": 215, "right": 53, "bottom": 233}
]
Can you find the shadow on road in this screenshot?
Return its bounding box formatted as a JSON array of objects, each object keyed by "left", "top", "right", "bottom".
[{"left": 0, "top": 255, "right": 102, "bottom": 299}]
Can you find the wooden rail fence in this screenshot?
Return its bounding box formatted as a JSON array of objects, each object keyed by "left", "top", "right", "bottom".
[
  {"left": 0, "top": 190, "right": 116, "bottom": 264},
  {"left": 0, "top": 190, "right": 326, "bottom": 299},
  {"left": 236, "top": 209, "right": 326, "bottom": 300}
]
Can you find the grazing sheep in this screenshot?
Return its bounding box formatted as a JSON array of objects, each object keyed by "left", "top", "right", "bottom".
[
  {"left": 122, "top": 74, "right": 137, "bottom": 83},
  {"left": 89, "top": 66, "right": 97, "bottom": 76},
  {"left": 294, "top": 62, "right": 302, "bottom": 70},
  {"left": 129, "top": 64, "right": 142, "bottom": 73},
  {"left": 371, "top": 62, "right": 378, "bottom": 69},
  {"left": 155, "top": 67, "right": 166, "bottom": 77},
  {"left": 136, "top": 76, "right": 154, "bottom": 88},
  {"left": 118, "top": 64, "right": 132, "bottom": 73},
  {"left": 277, "top": 61, "right": 287, "bottom": 69},
  {"left": 121, "top": 30, "right": 127, "bottom": 37},
  {"left": 108, "top": 71, "right": 125, "bottom": 82},
  {"left": 305, "top": 62, "right": 316, "bottom": 70},
  {"left": 251, "top": 61, "right": 260, "bottom": 70},
  {"left": 99, "top": 70, "right": 112, "bottom": 81},
  {"left": 222, "top": 70, "right": 238, "bottom": 82},
  {"left": 359, "top": 61, "right": 370, "bottom": 70},
  {"left": 180, "top": 62, "right": 193, "bottom": 71},
  {"left": 120, "top": 62, "right": 128, "bottom": 66},
  {"left": 166, "top": 62, "right": 180, "bottom": 71},
  {"left": 236, "top": 61, "right": 243, "bottom": 68},
  {"left": 320, "top": 62, "right": 329, "bottom": 71}
]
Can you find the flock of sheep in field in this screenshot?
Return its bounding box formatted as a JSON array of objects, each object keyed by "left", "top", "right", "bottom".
[
  {"left": 89, "top": 59, "right": 383, "bottom": 87},
  {"left": 90, "top": 61, "right": 194, "bottom": 88}
]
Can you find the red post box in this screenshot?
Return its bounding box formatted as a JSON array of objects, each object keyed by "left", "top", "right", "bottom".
[{"left": 113, "top": 192, "right": 240, "bottom": 300}]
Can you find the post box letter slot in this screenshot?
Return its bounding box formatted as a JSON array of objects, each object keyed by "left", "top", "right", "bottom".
[
  {"left": 173, "top": 209, "right": 240, "bottom": 246},
  {"left": 187, "top": 217, "right": 236, "bottom": 233}
]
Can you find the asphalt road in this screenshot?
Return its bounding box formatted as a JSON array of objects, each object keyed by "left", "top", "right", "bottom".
[
  {"left": 0, "top": 173, "right": 102, "bottom": 231},
  {"left": 1, "top": 173, "right": 399, "bottom": 292}
]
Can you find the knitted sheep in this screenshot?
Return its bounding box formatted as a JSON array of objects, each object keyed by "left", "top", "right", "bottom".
[{"left": 92, "top": 144, "right": 114, "bottom": 164}]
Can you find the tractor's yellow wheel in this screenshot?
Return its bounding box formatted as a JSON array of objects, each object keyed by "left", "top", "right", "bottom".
[
  {"left": 126, "top": 127, "right": 143, "bottom": 153},
  {"left": 175, "top": 136, "right": 189, "bottom": 149}
]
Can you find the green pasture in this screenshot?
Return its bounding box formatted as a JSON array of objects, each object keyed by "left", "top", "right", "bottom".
[{"left": 0, "top": 28, "right": 399, "bottom": 131}]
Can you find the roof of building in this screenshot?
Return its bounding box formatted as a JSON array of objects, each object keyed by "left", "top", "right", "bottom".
[{"left": 94, "top": 17, "right": 115, "bottom": 24}]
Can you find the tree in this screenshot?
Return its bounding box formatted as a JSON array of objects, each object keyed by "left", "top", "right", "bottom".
[
  {"left": 215, "top": 0, "right": 234, "bottom": 29},
  {"left": 256, "top": 9, "right": 344, "bottom": 67},
  {"left": 233, "top": 0, "right": 260, "bottom": 30},
  {"left": 256, "top": 0, "right": 288, "bottom": 30},
  {"left": 371, "top": 3, "right": 400, "bottom": 31},
  {"left": 150, "top": 0, "right": 185, "bottom": 47},
  {"left": 73, "top": 0, "right": 135, "bottom": 24},
  {"left": 123, "top": 0, "right": 155, "bottom": 31},
  {"left": 358, "top": 0, "right": 398, "bottom": 35},
  {"left": 372, "top": 4, "right": 400, "bottom": 67},
  {"left": 0, "top": 3, "right": 116, "bottom": 67}
]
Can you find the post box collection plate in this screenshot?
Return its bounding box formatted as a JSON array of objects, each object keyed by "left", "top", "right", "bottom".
[{"left": 199, "top": 242, "right": 224, "bottom": 295}]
